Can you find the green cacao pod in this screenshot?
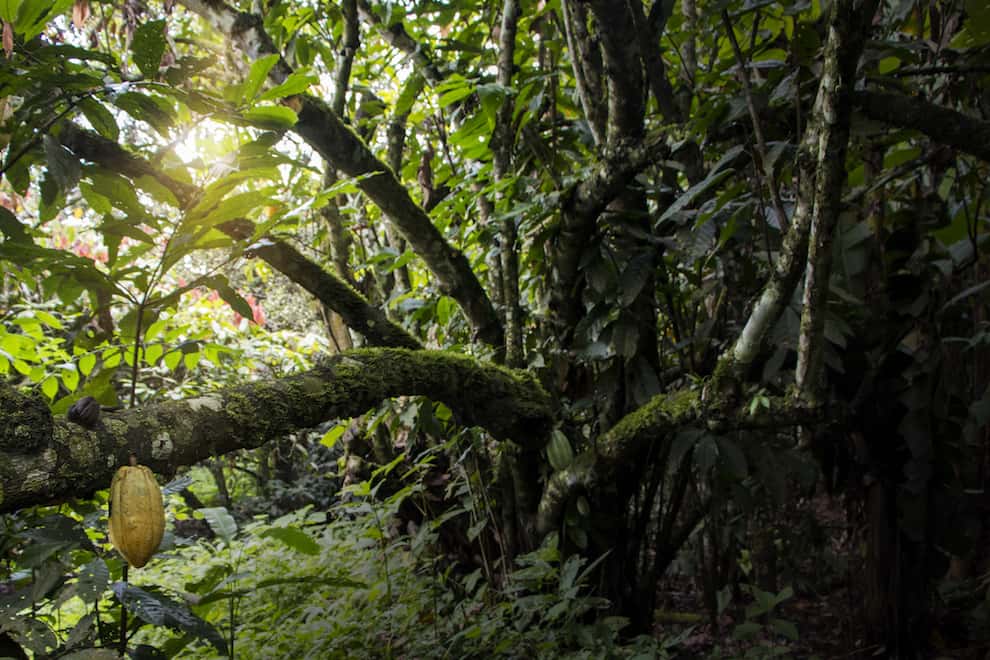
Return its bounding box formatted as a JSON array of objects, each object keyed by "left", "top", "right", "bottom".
[{"left": 108, "top": 464, "right": 165, "bottom": 568}]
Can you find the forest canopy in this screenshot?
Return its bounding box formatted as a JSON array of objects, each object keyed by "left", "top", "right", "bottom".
[{"left": 0, "top": 0, "right": 989, "bottom": 656}]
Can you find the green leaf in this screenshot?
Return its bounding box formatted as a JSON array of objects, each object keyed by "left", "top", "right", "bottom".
[
  {"left": 189, "top": 190, "right": 271, "bottom": 230},
  {"left": 144, "top": 343, "right": 163, "bottom": 365},
  {"left": 87, "top": 170, "right": 144, "bottom": 216},
  {"left": 41, "top": 375, "right": 58, "bottom": 400},
  {"left": 79, "top": 182, "right": 112, "bottom": 215},
  {"left": 771, "top": 617, "right": 799, "bottom": 641},
  {"left": 0, "top": 0, "right": 23, "bottom": 24},
  {"left": 260, "top": 527, "right": 320, "bottom": 555},
  {"left": 258, "top": 72, "right": 318, "bottom": 101},
  {"left": 0, "top": 207, "right": 31, "bottom": 243},
  {"left": 436, "top": 75, "right": 475, "bottom": 107},
  {"left": 43, "top": 135, "right": 82, "bottom": 192},
  {"left": 197, "top": 507, "right": 237, "bottom": 542},
  {"left": 135, "top": 174, "right": 179, "bottom": 208},
  {"left": 78, "top": 98, "right": 120, "bottom": 141},
  {"left": 659, "top": 168, "right": 734, "bottom": 225},
  {"left": 320, "top": 423, "right": 345, "bottom": 449},
  {"left": 240, "top": 104, "right": 298, "bottom": 129},
  {"left": 16, "top": 0, "right": 72, "bottom": 40},
  {"left": 163, "top": 350, "right": 182, "bottom": 370},
  {"left": 143, "top": 319, "right": 167, "bottom": 342},
  {"left": 113, "top": 92, "right": 174, "bottom": 135},
  {"left": 393, "top": 72, "right": 426, "bottom": 118},
  {"left": 242, "top": 54, "right": 280, "bottom": 102},
  {"left": 204, "top": 275, "right": 253, "bottom": 320},
  {"left": 131, "top": 19, "right": 167, "bottom": 78},
  {"left": 78, "top": 353, "right": 96, "bottom": 376},
  {"left": 60, "top": 365, "right": 79, "bottom": 391},
  {"left": 112, "top": 582, "right": 227, "bottom": 654}
]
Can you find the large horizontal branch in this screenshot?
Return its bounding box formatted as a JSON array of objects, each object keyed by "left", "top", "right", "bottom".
[
  {"left": 178, "top": 0, "right": 503, "bottom": 349},
  {"left": 0, "top": 349, "right": 553, "bottom": 514},
  {"left": 854, "top": 90, "right": 990, "bottom": 164},
  {"left": 535, "top": 390, "right": 830, "bottom": 534},
  {"left": 58, "top": 123, "right": 420, "bottom": 350}
]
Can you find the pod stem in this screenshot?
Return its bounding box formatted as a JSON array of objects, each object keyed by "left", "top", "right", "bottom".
[{"left": 120, "top": 563, "right": 128, "bottom": 655}]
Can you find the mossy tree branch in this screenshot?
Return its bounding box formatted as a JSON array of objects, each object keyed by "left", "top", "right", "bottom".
[
  {"left": 0, "top": 349, "right": 552, "bottom": 514},
  {"left": 535, "top": 388, "right": 833, "bottom": 535}
]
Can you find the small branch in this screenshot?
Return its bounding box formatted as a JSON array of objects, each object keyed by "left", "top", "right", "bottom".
[
  {"left": 888, "top": 65, "right": 990, "bottom": 77},
  {"left": 560, "top": 0, "right": 606, "bottom": 146},
  {"left": 535, "top": 388, "right": 832, "bottom": 535},
  {"left": 332, "top": 0, "right": 359, "bottom": 117},
  {"left": 356, "top": 0, "right": 443, "bottom": 84},
  {"left": 725, "top": 0, "right": 879, "bottom": 376},
  {"left": 494, "top": 0, "right": 523, "bottom": 368}
]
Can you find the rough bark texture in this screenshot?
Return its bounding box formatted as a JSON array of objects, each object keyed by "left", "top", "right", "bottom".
[
  {"left": 796, "top": 0, "right": 879, "bottom": 398},
  {"left": 561, "top": 0, "right": 606, "bottom": 146},
  {"left": 587, "top": 0, "right": 644, "bottom": 149},
  {"left": 494, "top": 0, "right": 523, "bottom": 368},
  {"left": 854, "top": 90, "right": 990, "bottom": 164},
  {"left": 0, "top": 349, "right": 552, "bottom": 513}
]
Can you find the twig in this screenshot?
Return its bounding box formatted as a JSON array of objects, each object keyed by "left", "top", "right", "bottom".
[
  {"left": 890, "top": 65, "right": 990, "bottom": 77},
  {"left": 720, "top": 9, "right": 789, "bottom": 230}
]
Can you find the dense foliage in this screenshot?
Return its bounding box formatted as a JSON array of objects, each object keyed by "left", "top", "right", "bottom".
[{"left": 1, "top": 0, "right": 989, "bottom": 656}]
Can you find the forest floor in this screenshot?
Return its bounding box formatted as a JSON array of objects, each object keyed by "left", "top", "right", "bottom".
[{"left": 652, "top": 492, "right": 876, "bottom": 659}]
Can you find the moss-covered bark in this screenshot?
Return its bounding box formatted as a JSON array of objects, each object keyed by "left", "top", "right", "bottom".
[
  {"left": 536, "top": 388, "right": 699, "bottom": 534},
  {"left": 0, "top": 348, "right": 552, "bottom": 514}
]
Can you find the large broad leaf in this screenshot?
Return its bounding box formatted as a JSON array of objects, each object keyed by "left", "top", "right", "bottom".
[
  {"left": 436, "top": 74, "right": 476, "bottom": 107},
  {"left": 393, "top": 72, "right": 426, "bottom": 119},
  {"left": 43, "top": 135, "right": 81, "bottom": 192},
  {"left": 196, "top": 507, "right": 237, "bottom": 543},
  {"left": 239, "top": 105, "right": 298, "bottom": 130},
  {"left": 202, "top": 275, "right": 253, "bottom": 321},
  {"left": 14, "top": 0, "right": 73, "bottom": 40},
  {"left": 75, "top": 559, "right": 109, "bottom": 604},
  {"left": 260, "top": 526, "right": 320, "bottom": 555},
  {"left": 131, "top": 20, "right": 166, "bottom": 78},
  {"left": 86, "top": 168, "right": 145, "bottom": 217},
  {"left": 77, "top": 98, "right": 119, "bottom": 141},
  {"left": 111, "top": 583, "right": 227, "bottom": 655},
  {"left": 258, "top": 72, "right": 318, "bottom": 101},
  {"left": 239, "top": 53, "right": 279, "bottom": 103},
  {"left": 659, "top": 168, "right": 735, "bottom": 225},
  {"left": 0, "top": 0, "right": 22, "bottom": 24},
  {"left": 0, "top": 207, "right": 30, "bottom": 243},
  {"left": 112, "top": 92, "right": 174, "bottom": 135}
]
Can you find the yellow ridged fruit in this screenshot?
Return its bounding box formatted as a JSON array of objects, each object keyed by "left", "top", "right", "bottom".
[{"left": 108, "top": 464, "right": 165, "bottom": 568}]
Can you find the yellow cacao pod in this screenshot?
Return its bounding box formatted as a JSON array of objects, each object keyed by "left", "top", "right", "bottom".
[{"left": 108, "top": 464, "right": 165, "bottom": 568}]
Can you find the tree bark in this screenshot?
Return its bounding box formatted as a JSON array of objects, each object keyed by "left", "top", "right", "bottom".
[{"left": 0, "top": 349, "right": 552, "bottom": 514}]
